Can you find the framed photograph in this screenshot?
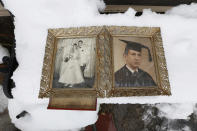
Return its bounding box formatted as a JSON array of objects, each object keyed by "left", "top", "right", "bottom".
[
  {"left": 106, "top": 26, "right": 171, "bottom": 96},
  {"left": 39, "top": 26, "right": 171, "bottom": 102},
  {"left": 39, "top": 27, "right": 105, "bottom": 110},
  {"left": 39, "top": 27, "right": 104, "bottom": 99}
]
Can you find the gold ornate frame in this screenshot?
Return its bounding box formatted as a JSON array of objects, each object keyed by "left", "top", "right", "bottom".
[
  {"left": 39, "top": 27, "right": 103, "bottom": 98},
  {"left": 107, "top": 26, "right": 171, "bottom": 97},
  {"left": 39, "top": 26, "right": 171, "bottom": 98}
]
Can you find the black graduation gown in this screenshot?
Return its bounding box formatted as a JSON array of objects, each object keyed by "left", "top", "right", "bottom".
[{"left": 115, "top": 65, "right": 156, "bottom": 87}]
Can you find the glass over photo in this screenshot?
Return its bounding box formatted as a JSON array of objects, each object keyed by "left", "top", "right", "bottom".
[
  {"left": 113, "top": 37, "right": 157, "bottom": 88},
  {"left": 52, "top": 37, "right": 96, "bottom": 88}
]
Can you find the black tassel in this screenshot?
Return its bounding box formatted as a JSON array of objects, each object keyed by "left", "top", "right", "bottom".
[{"left": 147, "top": 49, "right": 152, "bottom": 62}]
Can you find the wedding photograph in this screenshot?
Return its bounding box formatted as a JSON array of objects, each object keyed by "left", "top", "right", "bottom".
[{"left": 52, "top": 37, "right": 96, "bottom": 88}]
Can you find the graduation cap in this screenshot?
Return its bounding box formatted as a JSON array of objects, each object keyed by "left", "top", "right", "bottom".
[{"left": 119, "top": 39, "right": 152, "bottom": 62}]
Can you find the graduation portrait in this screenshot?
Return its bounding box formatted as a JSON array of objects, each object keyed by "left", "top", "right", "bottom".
[
  {"left": 52, "top": 37, "right": 96, "bottom": 89},
  {"left": 113, "top": 37, "right": 157, "bottom": 88}
]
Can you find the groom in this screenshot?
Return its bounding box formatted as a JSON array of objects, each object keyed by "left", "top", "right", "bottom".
[
  {"left": 75, "top": 40, "right": 94, "bottom": 88},
  {"left": 77, "top": 40, "right": 86, "bottom": 78}
]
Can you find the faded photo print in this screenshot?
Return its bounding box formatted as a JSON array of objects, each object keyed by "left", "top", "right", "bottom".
[
  {"left": 53, "top": 38, "right": 96, "bottom": 88},
  {"left": 113, "top": 37, "right": 157, "bottom": 88}
]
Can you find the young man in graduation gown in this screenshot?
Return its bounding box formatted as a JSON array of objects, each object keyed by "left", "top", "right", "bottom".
[{"left": 115, "top": 39, "right": 156, "bottom": 87}]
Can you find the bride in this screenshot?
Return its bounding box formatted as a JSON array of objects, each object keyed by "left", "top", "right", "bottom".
[{"left": 58, "top": 43, "right": 84, "bottom": 87}]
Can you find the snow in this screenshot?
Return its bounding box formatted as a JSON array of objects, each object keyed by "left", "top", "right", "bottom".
[
  {"left": 1, "top": 0, "right": 197, "bottom": 130},
  {"left": 0, "top": 45, "right": 9, "bottom": 112},
  {"left": 166, "top": 3, "right": 197, "bottom": 18},
  {"left": 182, "top": 126, "right": 192, "bottom": 131},
  {"left": 156, "top": 103, "right": 195, "bottom": 119},
  {"left": 0, "top": 86, "right": 8, "bottom": 112},
  {"left": 0, "top": 44, "right": 9, "bottom": 64}
]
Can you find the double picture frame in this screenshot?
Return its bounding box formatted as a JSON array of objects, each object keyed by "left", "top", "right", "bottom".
[{"left": 39, "top": 26, "right": 171, "bottom": 100}]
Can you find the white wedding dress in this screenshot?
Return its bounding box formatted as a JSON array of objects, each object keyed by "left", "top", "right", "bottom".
[{"left": 58, "top": 47, "right": 84, "bottom": 85}]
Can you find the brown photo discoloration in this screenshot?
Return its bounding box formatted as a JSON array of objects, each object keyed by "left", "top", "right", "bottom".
[{"left": 113, "top": 37, "right": 156, "bottom": 83}]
